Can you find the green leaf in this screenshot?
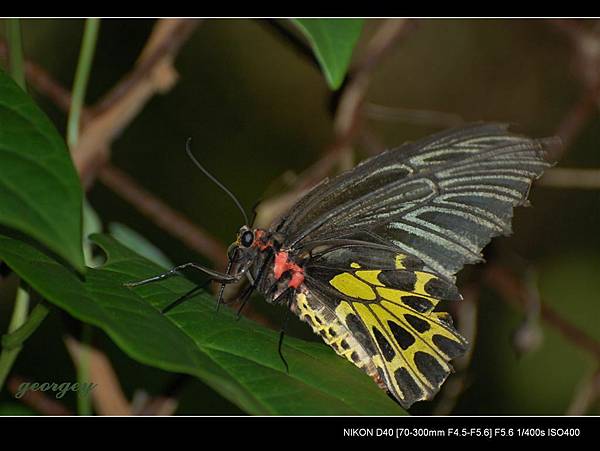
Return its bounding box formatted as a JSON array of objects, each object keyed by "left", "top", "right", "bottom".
[
  {"left": 0, "top": 69, "right": 85, "bottom": 272},
  {"left": 0, "top": 232, "right": 406, "bottom": 415},
  {"left": 108, "top": 222, "right": 173, "bottom": 269},
  {"left": 292, "top": 19, "right": 363, "bottom": 90},
  {"left": 0, "top": 402, "right": 38, "bottom": 415}
]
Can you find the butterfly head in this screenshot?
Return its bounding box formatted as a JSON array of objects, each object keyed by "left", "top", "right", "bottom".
[
  {"left": 229, "top": 226, "right": 283, "bottom": 263},
  {"left": 227, "top": 226, "right": 261, "bottom": 267},
  {"left": 237, "top": 225, "right": 255, "bottom": 248}
]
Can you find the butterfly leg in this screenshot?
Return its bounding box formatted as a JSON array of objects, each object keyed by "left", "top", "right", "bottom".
[
  {"left": 215, "top": 258, "right": 234, "bottom": 312},
  {"left": 235, "top": 283, "right": 256, "bottom": 320},
  {"left": 230, "top": 249, "right": 273, "bottom": 316},
  {"left": 161, "top": 280, "right": 211, "bottom": 314},
  {"left": 215, "top": 283, "right": 228, "bottom": 312},
  {"left": 125, "top": 262, "right": 239, "bottom": 288},
  {"left": 274, "top": 288, "right": 295, "bottom": 374}
]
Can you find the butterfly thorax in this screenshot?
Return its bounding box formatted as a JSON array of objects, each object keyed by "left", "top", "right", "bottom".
[{"left": 235, "top": 227, "right": 310, "bottom": 303}]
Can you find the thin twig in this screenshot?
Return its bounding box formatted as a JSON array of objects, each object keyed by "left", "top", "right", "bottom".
[
  {"left": 550, "top": 82, "right": 600, "bottom": 160},
  {"left": 364, "top": 102, "right": 464, "bottom": 127},
  {"left": 73, "top": 19, "right": 199, "bottom": 187},
  {"left": 566, "top": 367, "right": 600, "bottom": 415},
  {"left": 545, "top": 20, "right": 600, "bottom": 160},
  {"left": 67, "top": 18, "right": 100, "bottom": 150},
  {"left": 92, "top": 19, "right": 199, "bottom": 117},
  {"left": 0, "top": 287, "right": 30, "bottom": 392},
  {"left": 130, "top": 391, "right": 178, "bottom": 415},
  {"left": 539, "top": 167, "right": 600, "bottom": 189},
  {"left": 1, "top": 301, "right": 50, "bottom": 350},
  {"left": 485, "top": 265, "right": 600, "bottom": 361}
]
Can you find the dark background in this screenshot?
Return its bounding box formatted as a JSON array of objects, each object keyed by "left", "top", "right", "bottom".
[{"left": 0, "top": 18, "right": 599, "bottom": 415}]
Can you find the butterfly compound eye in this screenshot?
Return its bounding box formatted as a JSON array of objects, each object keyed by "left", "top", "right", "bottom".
[{"left": 240, "top": 230, "right": 254, "bottom": 247}]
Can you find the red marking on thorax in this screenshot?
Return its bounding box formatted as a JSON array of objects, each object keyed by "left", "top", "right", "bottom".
[
  {"left": 274, "top": 251, "right": 305, "bottom": 289},
  {"left": 253, "top": 230, "right": 271, "bottom": 251}
]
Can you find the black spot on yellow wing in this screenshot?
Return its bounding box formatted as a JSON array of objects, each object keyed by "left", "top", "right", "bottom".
[
  {"left": 378, "top": 271, "right": 417, "bottom": 291},
  {"left": 388, "top": 320, "right": 415, "bottom": 350},
  {"left": 345, "top": 313, "right": 378, "bottom": 356},
  {"left": 424, "top": 277, "right": 462, "bottom": 301},
  {"left": 394, "top": 254, "right": 425, "bottom": 271},
  {"left": 404, "top": 314, "right": 430, "bottom": 333},
  {"left": 414, "top": 351, "right": 447, "bottom": 387},
  {"left": 372, "top": 326, "right": 396, "bottom": 362},
  {"left": 432, "top": 334, "right": 466, "bottom": 358},
  {"left": 311, "top": 249, "right": 424, "bottom": 273},
  {"left": 398, "top": 295, "right": 434, "bottom": 313},
  {"left": 373, "top": 270, "right": 456, "bottom": 314},
  {"left": 394, "top": 367, "right": 424, "bottom": 403}
]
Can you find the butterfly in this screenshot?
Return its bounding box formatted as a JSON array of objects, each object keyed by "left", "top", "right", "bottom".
[{"left": 127, "top": 123, "right": 553, "bottom": 408}]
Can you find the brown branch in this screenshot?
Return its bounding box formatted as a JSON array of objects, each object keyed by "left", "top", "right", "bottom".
[
  {"left": 73, "top": 19, "right": 199, "bottom": 187},
  {"left": 131, "top": 391, "right": 178, "bottom": 415},
  {"left": 550, "top": 82, "right": 600, "bottom": 161},
  {"left": 92, "top": 19, "right": 199, "bottom": 117},
  {"left": 7, "top": 375, "right": 73, "bottom": 415},
  {"left": 359, "top": 125, "right": 387, "bottom": 156},
  {"left": 545, "top": 20, "right": 600, "bottom": 160},
  {"left": 99, "top": 163, "right": 228, "bottom": 269},
  {"left": 485, "top": 265, "right": 600, "bottom": 361},
  {"left": 364, "top": 102, "right": 464, "bottom": 128},
  {"left": 566, "top": 367, "right": 600, "bottom": 415},
  {"left": 329, "top": 19, "right": 414, "bottom": 175},
  {"left": 539, "top": 167, "right": 600, "bottom": 189}
]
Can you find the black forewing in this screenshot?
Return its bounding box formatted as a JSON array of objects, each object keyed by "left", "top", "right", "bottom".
[{"left": 275, "top": 123, "right": 554, "bottom": 279}]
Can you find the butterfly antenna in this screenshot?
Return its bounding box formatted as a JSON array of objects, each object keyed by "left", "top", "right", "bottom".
[{"left": 186, "top": 138, "right": 250, "bottom": 225}]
